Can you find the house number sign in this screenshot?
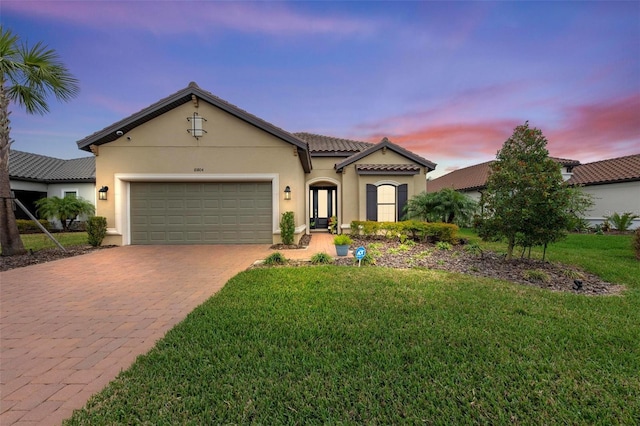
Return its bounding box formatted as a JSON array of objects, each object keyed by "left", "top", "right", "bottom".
[{"left": 194, "top": 168, "right": 205, "bottom": 172}]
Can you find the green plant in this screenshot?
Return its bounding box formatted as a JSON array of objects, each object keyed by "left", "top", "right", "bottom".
[
  {"left": 606, "top": 212, "right": 639, "bottom": 231},
  {"left": 522, "top": 269, "right": 551, "bottom": 283},
  {"left": 328, "top": 216, "right": 338, "bottom": 234},
  {"left": 561, "top": 268, "right": 584, "bottom": 280},
  {"left": 634, "top": 228, "right": 640, "bottom": 261},
  {"left": 357, "top": 253, "right": 376, "bottom": 265},
  {"left": 86, "top": 216, "right": 107, "bottom": 247},
  {"left": 333, "top": 234, "right": 352, "bottom": 246},
  {"left": 310, "top": 252, "right": 333, "bottom": 264},
  {"left": 280, "top": 211, "right": 295, "bottom": 245},
  {"left": 0, "top": 26, "right": 80, "bottom": 256},
  {"left": 264, "top": 252, "right": 287, "bottom": 265},
  {"left": 464, "top": 242, "right": 482, "bottom": 256},
  {"left": 436, "top": 241, "right": 452, "bottom": 251},
  {"left": 35, "top": 195, "right": 95, "bottom": 232},
  {"left": 404, "top": 188, "right": 477, "bottom": 225}
]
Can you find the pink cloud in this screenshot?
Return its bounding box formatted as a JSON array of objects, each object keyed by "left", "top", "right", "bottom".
[
  {"left": 4, "top": 2, "right": 376, "bottom": 37},
  {"left": 546, "top": 94, "right": 640, "bottom": 161}
]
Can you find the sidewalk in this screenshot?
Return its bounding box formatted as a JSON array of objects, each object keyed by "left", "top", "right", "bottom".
[{"left": 281, "top": 232, "right": 351, "bottom": 260}]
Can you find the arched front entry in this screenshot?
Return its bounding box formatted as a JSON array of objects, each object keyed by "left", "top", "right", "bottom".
[{"left": 306, "top": 178, "right": 340, "bottom": 232}]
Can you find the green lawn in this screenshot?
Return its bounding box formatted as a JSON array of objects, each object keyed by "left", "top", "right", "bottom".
[
  {"left": 19, "top": 232, "right": 89, "bottom": 250},
  {"left": 66, "top": 232, "right": 640, "bottom": 424}
]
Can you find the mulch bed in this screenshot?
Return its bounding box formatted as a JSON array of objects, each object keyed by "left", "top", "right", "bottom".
[
  {"left": 269, "top": 235, "right": 624, "bottom": 296},
  {"left": 2, "top": 235, "right": 623, "bottom": 296}
]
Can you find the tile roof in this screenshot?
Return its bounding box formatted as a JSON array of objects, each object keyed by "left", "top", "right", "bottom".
[
  {"left": 9, "top": 150, "right": 95, "bottom": 183},
  {"left": 293, "top": 132, "right": 373, "bottom": 155},
  {"left": 356, "top": 164, "right": 422, "bottom": 174},
  {"left": 427, "top": 161, "right": 492, "bottom": 192},
  {"left": 335, "top": 137, "right": 437, "bottom": 172},
  {"left": 427, "top": 154, "right": 640, "bottom": 192},
  {"left": 567, "top": 154, "right": 640, "bottom": 186}
]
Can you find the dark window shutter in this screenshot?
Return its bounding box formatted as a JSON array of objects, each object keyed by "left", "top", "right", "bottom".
[
  {"left": 397, "top": 184, "right": 408, "bottom": 221},
  {"left": 366, "top": 184, "right": 377, "bottom": 221}
]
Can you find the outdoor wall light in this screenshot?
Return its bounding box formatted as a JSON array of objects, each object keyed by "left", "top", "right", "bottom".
[
  {"left": 98, "top": 186, "right": 109, "bottom": 201},
  {"left": 187, "top": 112, "right": 207, "bottom": 139},
  {"left": 284, "top": 186, "right": 291, "bottom": 200}
]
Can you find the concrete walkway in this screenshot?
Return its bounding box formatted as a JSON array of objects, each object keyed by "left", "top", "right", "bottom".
[{"left": 1, "top": 244, "right": 270, "bottom": 425}]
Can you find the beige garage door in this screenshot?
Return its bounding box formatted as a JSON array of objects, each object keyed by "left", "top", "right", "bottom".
[{"left": 130, "top": 182, "right": 272, "bottom": 244}]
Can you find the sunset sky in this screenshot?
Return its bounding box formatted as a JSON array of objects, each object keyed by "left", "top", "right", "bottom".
[{"left": 3, "top": 1, "right": 639, "bottom": 177}]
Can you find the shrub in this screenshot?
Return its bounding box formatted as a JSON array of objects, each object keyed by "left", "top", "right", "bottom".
[
  {"left": 280, "top": 211, "right": 295, "bottom": 245},
  {"left": 350, "top": 220, "right": 458, "bottom": 244},
  {"left": 634, "top": 228, "right": 640, "bottom": 261},
  {"left": 606, "top": 212, "right": 639, "bottom": 231},
  {"left": 264, "top": 252, "right": 287, "bottom": 265},
  {"left": 333, "top": 235, "right": 353, "bottom": 246},
  {"left": 86, "top": 216, "right": 107, "bottom": 247},
  {"left": 16, "top": 219, "right": 50, "bottom": 233},
  {"left": 311, "top": 252, "right": 334, "bottom": 264}
]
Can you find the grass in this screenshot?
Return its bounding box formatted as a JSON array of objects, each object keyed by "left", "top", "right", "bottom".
[
  {"left": 19, "top": 232, "right": 88, "bottom": 250},
  {"left": 66, "top": 231, "right": 640, "bottom": 424}
]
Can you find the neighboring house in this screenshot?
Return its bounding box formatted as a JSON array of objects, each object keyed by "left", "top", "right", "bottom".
[
  {"left": 9, "top": 150, "right": 96, "bottom": 226},
  {"left": 427, "top": 154, "right": 640, "bottom": 229},
  {"left": 76, "top": 82, "right": 436, "bottom": 246}
]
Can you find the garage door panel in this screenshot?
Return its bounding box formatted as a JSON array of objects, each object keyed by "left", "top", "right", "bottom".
[{"left": 131, "top": 182, "right": 272, "bottom": 244}]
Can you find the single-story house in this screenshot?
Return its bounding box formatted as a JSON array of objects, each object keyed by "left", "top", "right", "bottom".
[
  {"left": 8, "top": 150, "right": 96, "bottom": 223},
  {"left": 76, "top": 82, "right": 436, "bottom": 245},
  {"left": 427, "top": 154, "right": 640, "bottom": 229}
]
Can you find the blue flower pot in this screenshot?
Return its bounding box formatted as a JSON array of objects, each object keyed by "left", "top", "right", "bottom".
[{"left": 335, "top": 245, "right": 349, "bottom": 256}]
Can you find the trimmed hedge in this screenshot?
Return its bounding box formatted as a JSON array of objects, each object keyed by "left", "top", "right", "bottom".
[
  {"left": 280, "top": 211, "right": 295, "bottom": 245},
  {"left": 350, "top": 220, "right": 458, "bottom": 244},
  {"left": 16, "top": 219, "right": 51, "bottom": 233}
]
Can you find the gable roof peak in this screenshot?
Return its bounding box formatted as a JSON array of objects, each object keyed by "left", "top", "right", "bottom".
[
  {"left": 335, "top": 136, "right": 436, "bottom": 172},
  {"left": 188, "top": 81, "right": 200, "bottom": 89}
]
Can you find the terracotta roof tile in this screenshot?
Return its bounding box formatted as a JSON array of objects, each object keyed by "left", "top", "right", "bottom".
[
  {"left": 567, "top": 154, "right": 640, "bottom": 186},
  {"left": 356, "top": 164, "right": 422, "bottom": 174},
  {"left": 427, "top": 156, "right": 582, "bottom": 193},
  {"left": 293, "top": 132, "right": 373, "bottom": 155}
]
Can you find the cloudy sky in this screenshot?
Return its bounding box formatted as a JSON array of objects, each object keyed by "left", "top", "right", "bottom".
[{"left": 3, "top": 1, "right": 639, "bottom": 177}]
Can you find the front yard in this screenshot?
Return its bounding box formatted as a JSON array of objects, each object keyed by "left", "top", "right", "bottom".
[{"left": 65, "top": 232, "right": 640, "bottom": 424}]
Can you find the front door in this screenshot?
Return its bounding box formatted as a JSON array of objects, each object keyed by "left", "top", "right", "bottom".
[{"left": 310, "top": 187, "right": 336, "bottom": 230}]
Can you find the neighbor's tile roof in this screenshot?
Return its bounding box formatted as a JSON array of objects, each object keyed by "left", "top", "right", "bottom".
[
  {"left": 427, "top": 156, "right": 582, "bottom": 193},
  {"left": 9, "top": 150, "right": 95, "bottom": 183},
  {"left": 294, "top": 132, "right": 373, "bottom": 155},
  {"left": 567, "top": 154, "right": 640, "bottom": 186},
  {"left": 427, "top": 161, "right": 493, "bottom": 193}
]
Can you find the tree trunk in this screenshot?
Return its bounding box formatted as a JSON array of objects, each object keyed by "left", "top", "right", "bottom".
[
  {"left": 506, "top": 236, "right": 515, "bottom": 260},
  {"left": 0, "top": 82, "right": 27, "bottom": 256}
]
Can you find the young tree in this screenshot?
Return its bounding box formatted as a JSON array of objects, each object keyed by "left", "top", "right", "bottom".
[
  {"left": 404, "top": 188, "right": 477, "bottom": 225},
  {"left": 0, "top": 26, "right": 79, "bottom": 255},
  {"left": 478, "top": 122, "right": 586, "bottom": 260},
  {"left": 35, "top": 195, "right": 95, "bottom": 232}
]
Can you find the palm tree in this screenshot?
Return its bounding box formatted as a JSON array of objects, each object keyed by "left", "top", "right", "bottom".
[
  {"left": 35, "top": 195, "right": 95, "bottom": 232},
  {"left": 404, "top": 188, "right": 477, "bottom": 225},
  {"left": 0, "top": 26, "right": 79, "bottom": 255}
]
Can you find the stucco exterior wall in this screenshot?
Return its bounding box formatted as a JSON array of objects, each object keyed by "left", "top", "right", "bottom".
[
  {"left": 95, "top": 101, "right": 307, "bottom": 245},
  {"left": 10, "top": 180, "right": 48, "bottom": 192},
  {"left": 581, "top": 181, "right": 640, "bottom": 229},
  {"left": 337, "top": 148, "right": 428, "bottom": 228}
]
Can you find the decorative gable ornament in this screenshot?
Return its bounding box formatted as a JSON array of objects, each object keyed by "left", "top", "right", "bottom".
[{"left": 187, "top": 112, "right": 207, "bottom": 139}]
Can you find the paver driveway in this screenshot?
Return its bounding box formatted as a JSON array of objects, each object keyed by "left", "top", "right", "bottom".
[{"left": 0, "top": 244, "right": 270, "bottom": 425}]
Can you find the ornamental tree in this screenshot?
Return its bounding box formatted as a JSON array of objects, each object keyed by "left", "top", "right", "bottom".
[
  {"left": 0, "top": 26, "right": 79, "bottom": 255},
  {"left": 478, "top": 122, "right": 590, "bottom": 260}
]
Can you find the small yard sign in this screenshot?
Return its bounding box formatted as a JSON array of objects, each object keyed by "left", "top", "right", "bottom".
[{"left": 355, "top": 246, "right": 366, "bottom": 267}]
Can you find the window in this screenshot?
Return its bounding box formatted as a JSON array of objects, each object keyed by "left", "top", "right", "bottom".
[
  {"left": 377, "top": 185, "right": 396, "bottom": 222},
  {"left": 366, "top": 183, "right": 408, "bottom": 222},
  {"left": 63, "top": 190, "right": 77, "bottom": 199}
]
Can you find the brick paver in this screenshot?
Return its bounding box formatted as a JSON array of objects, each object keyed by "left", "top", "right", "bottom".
[
  {"left": 0, "top": 233, "right": 347, "bottom": 425},
  {"left": 1, "top": 244, "right": 270, "bottom": 425}
]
